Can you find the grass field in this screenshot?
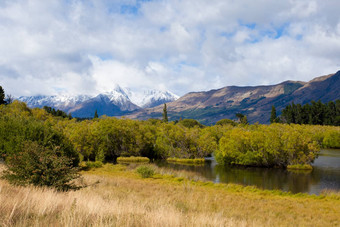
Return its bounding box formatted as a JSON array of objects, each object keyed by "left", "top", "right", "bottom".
[{"left": 1, "top": 163, "right": 340, "bottom": 226}]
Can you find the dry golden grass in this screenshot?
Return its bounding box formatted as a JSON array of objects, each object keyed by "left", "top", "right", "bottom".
[{"left": 1, "top": 163, "right": 340, "bottom": 227}]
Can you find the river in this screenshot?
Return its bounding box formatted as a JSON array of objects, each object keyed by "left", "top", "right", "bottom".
[{"left": 155, "top": 149, "right": 340, "bottom": 195}]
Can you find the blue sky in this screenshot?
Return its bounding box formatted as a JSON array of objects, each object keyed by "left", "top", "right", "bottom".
[{"left": 0, "top": 0, "right": 340, "bottom": 97}]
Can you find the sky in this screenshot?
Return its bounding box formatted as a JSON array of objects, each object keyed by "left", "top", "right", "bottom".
[{"left": 0, "top": 0, "right": 340, "bottom": 97}]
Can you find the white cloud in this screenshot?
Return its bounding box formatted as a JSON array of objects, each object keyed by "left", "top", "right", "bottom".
[{"left": 0, "top": 0, "right": 339, "bottom": 97}]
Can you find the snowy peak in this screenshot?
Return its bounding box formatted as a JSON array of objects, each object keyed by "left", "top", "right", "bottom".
[
  {"left": 17, "top": 86, "right": 179, "bottom": 118},
  {"left": 104, "top": 85, "right": 130, "bottom": 104},
  {"left": 18, "top": 94, "right": 91, "bottom": 111},
  {"left": 136, "top": 90, "right": 179, "bottom": 108},
  {"left": 109, "top": 87, "right": 179, "bottom": 108}
]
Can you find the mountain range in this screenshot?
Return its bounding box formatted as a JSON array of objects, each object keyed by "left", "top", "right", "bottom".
[
  {"left": 18, "top": 71, "right": 340, "bottom": 123},
  {"left": 128, "top": 71, "right": 340, "bottom": 124},
  {"left": 18, "top": 86, "right": 179, "bottom": 118}
]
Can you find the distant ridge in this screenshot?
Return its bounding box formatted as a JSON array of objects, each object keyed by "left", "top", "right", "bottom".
[
  {"left": 18, "top": 86, "right": 179, "bottom": 118},
  {"left": 127, "top": 71, "right": 340, "bottom": 124}
]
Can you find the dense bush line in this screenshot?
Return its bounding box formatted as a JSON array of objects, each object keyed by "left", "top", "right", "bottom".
[{"left": 62, "top": 117, "right": 218, "bottom": 162}]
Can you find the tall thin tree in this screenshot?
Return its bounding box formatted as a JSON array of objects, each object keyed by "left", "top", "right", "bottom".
[
  {"left": 163, "top": 103, "right": 168, "bottom": 123},
  {"left": 0, "top": 86, "right": 5, "bottom": 105},
  {"left": 270, "top": 105, "right": 277, "bottom": 124},
  {"left": 94, "top": 109, "right": 99, "bottom": 119}
]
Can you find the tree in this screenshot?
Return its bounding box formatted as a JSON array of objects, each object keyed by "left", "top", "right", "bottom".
[
  {"left": 5, "top": 94, "right": 14, "bottom": 104},
  {"left": 270, "top": 105, "right": 277, "bottom": 123},
  {"left": 94, "top": 109, "right": 99, "bottom": 119},
  {"left": 236, "top": 113, "right": 248, "bottom": 124},
  {"left": 280, "top": 100, "right": 339, "bottom": 126},
  {"left": 0, "top": 86, "right": 5, "bottom": 105},
  {"left": 162, "top": 103, "right": 168, "bottom": 123},
  {"left": 241, "top": 115, "right": 248, "bottom": 124},
  {"left": 43, "top": 106, "right": 70, "bottom": 119}
]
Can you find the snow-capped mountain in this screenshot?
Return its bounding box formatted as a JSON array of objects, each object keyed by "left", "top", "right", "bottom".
[
  {"left": 18, "top": 85, "right": 179, "bottom": 118},
  {"left": 130, "top": 90, "right": 179, "bottom": 108},
  {"left": 18, "top": 95, "right": 91, "bottom": 112}
]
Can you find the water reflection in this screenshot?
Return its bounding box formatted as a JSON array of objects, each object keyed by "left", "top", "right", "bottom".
[{"left": 155, "top": 149, "right": 340, "bottom": 195}]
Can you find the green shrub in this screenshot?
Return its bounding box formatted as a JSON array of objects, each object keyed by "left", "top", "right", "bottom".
[
  {"left": 117, "top": 156, "right": 150, "bottom": 163},
  {"left": 136, "top": 165, "right": 154, "bottom": 178},
  {"left": 2, "top": 141, "right": 80, "bottom": 191}
]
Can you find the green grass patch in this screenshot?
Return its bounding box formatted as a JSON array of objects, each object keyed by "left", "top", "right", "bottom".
[
  {"left": 167, "top": 158, "right": 205, "bottom": 165},
  {"left": 80, "top": 161, "right": 103, "bottom": 170},
  {"left": 117, "top": 156, "right": 150, "bottom": 163},
  {"left": 287, "top": 164, "right": 313, "bottom": 170}
]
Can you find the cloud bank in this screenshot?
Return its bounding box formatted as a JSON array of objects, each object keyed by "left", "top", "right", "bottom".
[{"left": 0, "top": 0, "right": 340, "bottom": 97}]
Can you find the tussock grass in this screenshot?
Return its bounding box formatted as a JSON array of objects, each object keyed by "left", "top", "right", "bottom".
[
  {"left": 1, "top": 163, "right": 340, "bottom": 226},
  {"left": 117, "top": 156, "right": 150, "bottom": 163},
  {"left": 166, "top": 158, "right": 205, "bottom": 165},
  {"left": 126, "top": 163, "right": 207, "bottom": 182}
]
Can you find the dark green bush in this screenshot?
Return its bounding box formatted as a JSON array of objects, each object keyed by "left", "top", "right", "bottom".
[
  {"left": 136, "top": 165, "right": 154, "bottom": 178},
  {"left": 2, "top": 141, "right": 80, "bottom": 191},
  {"left": 216, "top": 119, "right": 237, "bottom": 126},
  {"left": 177, "top": 119, "right": 204, "bottom": 128}
]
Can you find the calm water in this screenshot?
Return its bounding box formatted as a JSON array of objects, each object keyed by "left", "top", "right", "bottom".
[{"left": 155, "top": 149, "right": 340, "bottom": 195}]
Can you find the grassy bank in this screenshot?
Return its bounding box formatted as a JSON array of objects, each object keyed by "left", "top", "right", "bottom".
[
  {"left": 166, "top": 158, "right": 205, "bottom": 165},
  {"left": 117, "top": 156, "right": 150, "bottom": 163},
  {"left": 287, "top": 164, "right": 313, "bottom": 170},
  {"left": 1, "top": 163, "right": 340, "bottom": 226}
]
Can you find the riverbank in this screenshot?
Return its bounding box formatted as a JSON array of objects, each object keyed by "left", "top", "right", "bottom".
[{"left": 1, "top": 163, "right": 340, "bottom": 226}]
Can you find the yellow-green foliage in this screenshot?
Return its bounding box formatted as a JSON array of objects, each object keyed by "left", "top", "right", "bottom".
[
  {"left": 2, "top": 101, "right": 340, "bottom": 170},
  {"left": 117, "top": 156, "right": 150, "bottom": 163},
  {"left": 167, "top": 158, "right": 205, "bottom": 165},
  {"left": 287, "top": 164, "right": 313, "bottom": 170},
  {"left": 216, "top": 124, "right": 320, "bottom": 167},
  {"left": 322, "top": 129, "right": 340, "bottom": 148}
]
